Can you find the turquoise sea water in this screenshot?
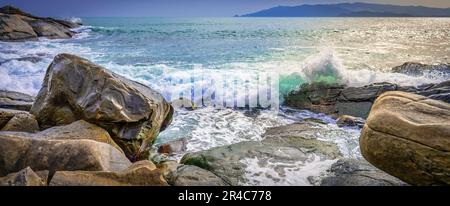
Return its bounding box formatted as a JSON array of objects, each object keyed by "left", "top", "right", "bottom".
[{"left": 1, "top": 17, "right": 449, "bottom": 185}]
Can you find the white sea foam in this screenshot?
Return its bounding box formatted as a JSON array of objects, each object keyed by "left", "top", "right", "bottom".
[{"left": 240, "top": 155, "right": 337, "bottom": 186}]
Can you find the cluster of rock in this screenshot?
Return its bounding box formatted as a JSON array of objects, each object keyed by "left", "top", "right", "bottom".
[
  {"left": 284, "top": 62, "right": 450, "bottom": 121},
  {"left": 0, "top": 6, "right": 81, "bottom": 41},
  {"left": 0, "top": 53, "right": 179, "bottom": 186},
  {"left": 179, "top": 120, "right": 405, "bottom": 186},
  {"left": 282, "top": 62, "right": 450, "bottom": 185}
]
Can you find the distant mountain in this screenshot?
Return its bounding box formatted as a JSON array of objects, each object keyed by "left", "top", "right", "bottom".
[{"left": 240, "top": 2, "right": 450, "bottom": 17}]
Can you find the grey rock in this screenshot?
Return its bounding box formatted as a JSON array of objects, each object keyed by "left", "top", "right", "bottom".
[
  {"left": 320, "top": 159, "right": 406, "bottom": 186},
  {"left": 168, "top": 165, "right": 229, "bottom": 186},
  {"left": 181, "top": 122, "right": 342, "bottom": 185},
  {"left": 30, "top": 54, "right": 174, "bottom": 161},
  {"left": 0, "top": 90, "right": 34, "bottom": 111}
]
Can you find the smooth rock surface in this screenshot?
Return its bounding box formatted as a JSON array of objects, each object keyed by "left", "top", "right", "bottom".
[
  {"left": 0, "top": 135, "right": 131, "bottom": 176},
  {"left": 181, "top": 122, "right": 342, "bottom": 185},
  {"left": 30, "top": 53, "right": 174, "bottom": 161},
  {"left": 319, "top": 159, "right": 406, "bottom": 186},
  {"left": 168, "top": 165, "right": 229, "bottom": 186},
  {"left": 49, "top": 160, "right": 168, "bottom": 186},
  {"left": 157, "top": 138, "right": 187, "bottom": 155},
  {"left": 360, "top": 91, "right": 450, "bottom": 185}
]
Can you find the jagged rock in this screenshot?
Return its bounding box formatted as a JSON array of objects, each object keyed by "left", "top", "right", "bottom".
[
  {"left": 181, "top": 122, "right": 342, "bottom": 185},
  {"left": 0, "top": 134, "right": 131, "bottom": 177},
  {"left": 30, "top": 54, "right": 174, "bottom": 161},
  {"left": 360, "top": 91, "right": 450, "bottom": 185},
  {"left": 168, "top": 165, "right": 229, "bottom": 186},
  {"left": 0, "top": 6, "right": 81, "bottom": 41},
  {"left": 0, "top": 13, "right": 37, "bottom": 41},
  {"left": 285, "top": 80, "right": 450, "bottom": 119},
  {"left": 157, "top": 138, "right": 187, "bottom": 155},
  {"left": 392, "top": 62, "right": 450, "bottom": 78},
  {"left": 0, "top": 90, "right": 35, "bottom": 111},
  {"left": 319, "top": 159, "right": 406, "bottom": 186},
  {"left": 336, "top": 115, "right": 365, "bottom": 128},
  {"left": 49, "top": 160, "right": 168, "bottom": 186},
  {"left": 0, "top": 167, "right": 46, "bottom": 186}
]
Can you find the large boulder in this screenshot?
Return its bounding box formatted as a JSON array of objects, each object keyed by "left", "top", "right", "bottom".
[
  {"left": 181, "top": 122, "right": 342, "bottom": 185},
  {"left": 360, "top": 91, "right": 450, "bottom": 185},
  {"left": 0, "top": 108, "right": 39, "bottom": 132},
  {"left": 0, "top": 6, "right": 80, "bottom": 41},
  {"left": 0, "top": 167, "right": 46, "bottom": 186},
  {"left": 49, "top": 160, "right": 168, "bottom": 186},
  {"left": 285, "top": 80, "right": 450, "bottom": 119},
  {"left": 30, "top": 54, "right": 174, "bottom": 161},
  {"left": 0, "top": 134, "right": 131, "bottom": 177},
  {"left": 319, "top": 159, "right": 406, "bottom": 186},
  {"left": 0, "top": 13, "right": 37, "bottom": 41}
]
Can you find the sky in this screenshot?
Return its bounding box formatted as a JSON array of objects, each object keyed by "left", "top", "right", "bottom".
[{"left": 1, "top": 0, "right": 449, "bottom": 17}]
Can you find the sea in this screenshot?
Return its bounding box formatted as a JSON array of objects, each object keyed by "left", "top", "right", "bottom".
[{"left": 1, "top": 17, "right": 449, "bottom": 185}]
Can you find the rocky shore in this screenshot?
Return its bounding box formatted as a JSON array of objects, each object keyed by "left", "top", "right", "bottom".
[
  {"left": 0, "top": 7, "right": 449, "bottom": 186},
  {"left": 0, "top": 6, "right": 81, "bottom": 41}
]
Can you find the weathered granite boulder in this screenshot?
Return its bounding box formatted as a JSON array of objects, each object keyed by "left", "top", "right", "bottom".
[
  {"left": 0, "top": 134, "right": 131, "bottom": 177},
  {"left": 181, "top": 122, "right": 342, "bottom": 185},
  {"left": 169, "top": 165, "right": 229, "bottom": 186},
  {"left": 30, "top": 54, "right": 174, "bottom": 161},
  {"left": 49, "top": 160, "right": 168, "bottom": 186},
  {"left": 0, "top": 108, "right": 39, "bottom": 132},
  {"left": 360, "top": 91, "right": 450, "bottom": 185},
  {"left": 319, "top": 159, "right": 406, "bottom": 186},
  {"left": 0, "top": 167, "right": 47, "bottom": 186},
  {"left": 0, "top": 6, "right": 80, "bottom": 41},
  {"left": 336, "top": 115, "right": 365, "bottom": 128},
  {"left": 285, "top": 80, "right": 450, "bottom": 119}
]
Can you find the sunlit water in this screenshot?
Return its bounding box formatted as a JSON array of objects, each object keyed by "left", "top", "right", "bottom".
[{"left": 1, "top": 17, "right": 449, "bottom": 185}]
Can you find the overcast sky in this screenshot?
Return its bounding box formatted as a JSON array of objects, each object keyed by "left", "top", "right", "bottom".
[{"left": 1, "top": 0, "right": 449, "bottom": 17}]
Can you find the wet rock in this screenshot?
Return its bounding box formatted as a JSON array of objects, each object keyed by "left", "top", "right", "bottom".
[
  {"left": 392, "top": 62, "right": 450, "bottom": 77},
  {"left": 0, "top": 6, "right": 80, "bottom": 41},
  {"left": 30, "top": 53, "right": 174, "bottom": 161},
  {"left": 336, "top": 115, "right": 365, "bottom": 128},
  {"left": 0, "top": 134, "right": 131, "bottom": 177},
  {"left": 285, "top": 80, "right": 450, "bottom": 119},
  {"left": 49, "top": 160, "right": 168, "bottom": 186},
  {"left": 0, "top": 90, "right": 34, "bottom": 111},
  {"left": 0, "top": 167, "right": 46, "bottom": 186},
  {"left": 157, "top": 138, "right": 187, "bottom": 155},
  {"left": 168, "top": 165, "right": 229, "bottom": 186},
  {"left": 360, "top": 91, "right": 450, "bottom": 185},
  {"left": 181, "top": 122, "right": 342, "bottom": 185},
  {"left": 319, "top": 159, "right": 406, "bottom": 186}
]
